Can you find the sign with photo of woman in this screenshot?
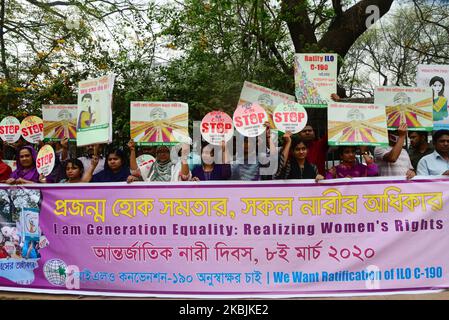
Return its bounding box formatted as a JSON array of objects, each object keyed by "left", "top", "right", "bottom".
[
  {"left": 417, "top": 65, "right": 449, "bottom": 130},
  {"left": 76, "top": 74, "right": 115, "bottom": 146}
]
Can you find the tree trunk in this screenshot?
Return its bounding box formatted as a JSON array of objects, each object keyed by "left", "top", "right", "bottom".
[
  {"left": 282, "top": 0, "right": 394, "bottom": 59},
  {"left": 0, "top": 0, "right": 10, "bottom": 80},
  {"left": 318, "top": 0, "right": 394, "bottom": 58}
]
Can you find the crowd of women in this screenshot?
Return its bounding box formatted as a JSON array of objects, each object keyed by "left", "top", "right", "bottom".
[{"left": 1, "top": 117, "right": 448, "bottom": 185}]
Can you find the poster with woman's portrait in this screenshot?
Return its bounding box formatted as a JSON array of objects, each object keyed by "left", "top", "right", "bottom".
[
  {"left": 130, "top": 102, "right": 189, "bottom": 146},
  {"left": 76, "top": 74, "right": 115, "bottom": 146},
  {"left": 417, "top": 65, "right": 449, "bottom": 130}
]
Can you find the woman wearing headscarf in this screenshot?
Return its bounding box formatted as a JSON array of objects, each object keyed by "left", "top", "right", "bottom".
[
  {"left": 5, "top": 146, "right": 39, "bottom": 184},
  {"left": 127, "top": 143, "right": 191, "bottom": 182},
  {"left": 84, "top": 148, "right": 130, "bottom": 183}
]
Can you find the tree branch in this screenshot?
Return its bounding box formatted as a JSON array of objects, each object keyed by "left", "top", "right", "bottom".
[
  {"left": 0, "top": 0, "right": 9, "bottom": 79},
  {"left": 332, "top": 0, "right": 343, "bottom": 16},
  {"left": 280, "top": 0, "right": 317, "bottom": 52},
  {"left": 319, "top": 0, "right": 394, "bottom": 58}
]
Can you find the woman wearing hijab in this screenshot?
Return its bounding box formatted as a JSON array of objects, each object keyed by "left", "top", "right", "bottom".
[
  {"left": 0, "top": 150, "right": 12, "bottom": 182},
  {"left": 148, "top": 144, "right": 191, "bottom": 181},
  {"left": 127, "top": 144, "right": 191, "bottom": 182},
  {"left": 5, "top": 146, "right": 39, "bottom": 184},
  {"left": 84, "top": 148, "right": 130, "bottom": 183}
]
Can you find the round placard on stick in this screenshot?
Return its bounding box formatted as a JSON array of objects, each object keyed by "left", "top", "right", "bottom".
[
  {"left": 0, "top": 116, "right": 21, "bottom": 143},
  {"left": 36, "top": 145, "right": 55, "bottom": 177},
  {"left": 136, "top": 154, "right": 156, "bottom": 180},
  {"left": 21, "top": 116, "right": 44, "bottom": 144},
  {"left": 233, "top": 103, "right": 268, "bottom": 137},
  {"left": 201, "top": 111, "right": 234, "bottom": 145},
  {"left": 273, "top": 103, "right": 308, "bottom": 133}
]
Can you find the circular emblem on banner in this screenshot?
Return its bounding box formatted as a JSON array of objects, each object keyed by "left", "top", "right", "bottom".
[
  {"left": 233, "top": 103, "right": 268, "bottom": 137},
  {"left": 43, "top": 259, "right": 67, "bottom": 287},
  {"left": 136, "top": 154, "right": 156, "bottom": 179},
  {"left": 201, "top": 111, "right": 234, "bottom": 145},
  {"left": 273, "top": 103, "right": 308, "bottom": 133},
  {"left": 36, "top": 145, "right": 55, "bottom": 177},
  {"left": 20, "top": 116, "right": 44, "bottom": 143},
  {"left": 0, "top": 116, "right": 21, "bottom": 143}
]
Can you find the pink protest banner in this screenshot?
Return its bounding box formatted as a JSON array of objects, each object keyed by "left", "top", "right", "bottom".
[{"left": 0, "top": 178, "right": 448, "bottom": 297}]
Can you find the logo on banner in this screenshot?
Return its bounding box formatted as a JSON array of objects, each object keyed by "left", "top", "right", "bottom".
[{"left": 43, "top": 259, "right": 68, "bottom": 286}]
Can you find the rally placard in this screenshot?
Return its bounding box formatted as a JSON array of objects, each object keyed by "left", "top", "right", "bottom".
[
  {"left": 36, "top": 145, "right": 55, "bottom": 177},
  {"left": 136, "top": 154, "right": 156, "bottom": 180},
  {"left": 0, "top": 116, "right": 21, "bottom": 143},
  {"left": 201, "top": 111, "right": 234, "bottom": 145},
  {"left": 42, "top": 104, "right": 77, "bottom": 141},
  {"left": 273, "top": 103, "right": 308, "bottom": 134},
  {"left": 1, "top": 179, "right": 449, "bottom": 296},
  {"left": 238, "top": 81, "right": 295, "bottom": 128},
  {"left": 233, "top": 103, "right": 268, "bottom": 137},
  {"left": 130, "top": 101, "right": 189, "bottom": 146},
  {"left": 374, "top": 87, "right": 433, "bottom": 131},
  {"left": 77, "top": 74, "right": 115, "bottom": 147},
  {"left": 417, "top": 64, "right": 449, "bottom": 130},
  {"left": 328, "top": 103, "right": 388, "bottom": 147},
  {"left": 294, "top": 53, "right": 337, "bottom": 108},
  {"left": 20, "top": 116, "right": 44, "bottom": 144}
]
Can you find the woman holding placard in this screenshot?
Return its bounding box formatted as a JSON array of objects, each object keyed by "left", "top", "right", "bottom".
[
  {"left": 58, "top": 159, "right": 88, "bottom": 183},
  {"left": 326, "top": 146, "right": 378, "bottom": 179},
  {"left": 127, "top": 144, "right": 191, "bottom": 182},
  {"left": 191, "top": 142, "right": 231, "bottom": 181},
  {"left": 5, "top": 146, "right": 40, "bottom": 184},
  {"left": 147, "top": 145, "right": 190, "bottom": 182},
  {"left": 84, "top": 148, "right": 130, "bottom": 183},
  {"left": 275, "top": 132, "right": 324, "bottom": 181}
]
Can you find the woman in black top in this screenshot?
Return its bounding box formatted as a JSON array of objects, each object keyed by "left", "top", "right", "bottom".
[{"left": 275, "top": 132, "right": 324, "bottom": 181}]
